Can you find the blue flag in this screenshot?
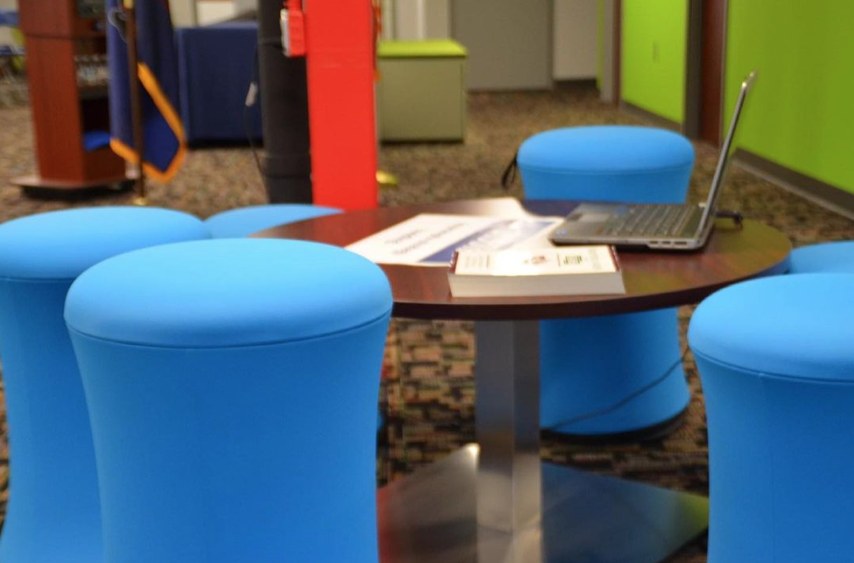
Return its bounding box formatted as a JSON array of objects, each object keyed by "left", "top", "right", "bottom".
[{"left": 107, "top": 0, "right": 185, "bottom": 183}]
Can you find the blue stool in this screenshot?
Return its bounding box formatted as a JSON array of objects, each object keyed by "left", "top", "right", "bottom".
[
  {"left": 65, "top": 239, "right": 392, "bottom": 562},
  {"left": 517, "top": 125, "right": 695, "bottom": 436},
  {"left": 789, "top": 240, "right": 854, "bottom": 274},
  {"left": 202, "top": 203, "right": 395, "bottom": 432},
  {"left": 689, "top": 274, "right": 854, "bottom": 563},
  {"left": 204, "top": 204, "right": 341, "bottom": 238},
  {"left": 0, "top": 207, "right": 208, "bottom": 563}
]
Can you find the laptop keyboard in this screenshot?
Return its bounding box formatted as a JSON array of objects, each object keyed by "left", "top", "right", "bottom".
[{"left": 599, "top": 204, "right": 695, "bottom": 237}]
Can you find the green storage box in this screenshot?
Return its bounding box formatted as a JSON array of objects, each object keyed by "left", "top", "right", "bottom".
[{"left": 377, "top": 39, "right": 467, "bottom": 142}]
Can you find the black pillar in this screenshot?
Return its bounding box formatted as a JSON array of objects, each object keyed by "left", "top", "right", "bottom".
[{"left": 257, "top": 0, "right": 312, "bottom": 203}]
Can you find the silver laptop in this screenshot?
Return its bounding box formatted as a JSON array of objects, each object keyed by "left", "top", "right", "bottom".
[{"left": 549, "top": 70, "right": 757, "bottom": 251}]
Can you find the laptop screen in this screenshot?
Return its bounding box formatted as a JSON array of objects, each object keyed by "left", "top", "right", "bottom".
[{"left": 695, "top": 70, "right": 758, "bottom": 233}]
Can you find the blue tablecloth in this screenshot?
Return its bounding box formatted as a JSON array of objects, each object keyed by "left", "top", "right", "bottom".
[{"left": 175, "top": 23, "right": 262, "bottom": 144}]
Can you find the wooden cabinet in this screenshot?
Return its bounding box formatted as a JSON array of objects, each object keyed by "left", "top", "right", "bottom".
[{"left": 16, "top": 0, "right": 129, "bottom": 191}]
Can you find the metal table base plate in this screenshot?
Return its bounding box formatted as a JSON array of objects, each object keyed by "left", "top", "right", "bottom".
[{"left": 378, "top": 445, "right": 709, "bottom": 563}]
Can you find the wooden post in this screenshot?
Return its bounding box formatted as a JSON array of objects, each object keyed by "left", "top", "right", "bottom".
[{"left": 124, "top": 0, "right": 148, "bottom": 205}]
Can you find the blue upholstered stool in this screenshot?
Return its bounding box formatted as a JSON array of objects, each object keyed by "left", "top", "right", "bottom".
[
  {"left": 0, "top": 207, "right": 208, "bottom": 563},
  {"left": 789, "top": 240, "right": 854, "bottom": 274},
  {"left": 202, "top": 203, "right": 394, "bottom": 433},
  {"left": 517, "top": 125, "right": 695, "bottom": 436},
  {"left": 204, "top": 204, "right": 341, "bottom": 238},
  {"left": 689, "top": 274, "right": 854, "bottom": 563},
  {"left": 65, "top": 239, "right": 392, "bottom": 562}
]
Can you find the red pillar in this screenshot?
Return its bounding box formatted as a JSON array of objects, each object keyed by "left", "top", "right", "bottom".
[{"left": 305, "top": 0, "right": 378, "bottom": 210}]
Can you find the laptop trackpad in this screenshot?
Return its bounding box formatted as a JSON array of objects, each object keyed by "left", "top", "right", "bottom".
[
  {"left": 551, "top": 203, "right": 625, "bottom": 239},
  {"left": 569, "top": 203, "right": 625, "bottom": 223},
  {"left": 576, "top": 212, "right": 611, "bottom": 223}
]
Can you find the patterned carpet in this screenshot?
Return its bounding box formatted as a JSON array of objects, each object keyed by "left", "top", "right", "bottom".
[{"left": 1, "top": 82, "right": 852, "bottom": 561}]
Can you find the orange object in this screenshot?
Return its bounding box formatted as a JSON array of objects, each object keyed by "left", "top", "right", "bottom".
[
  {"left": 304, "top": 0, "right": 377, "bottom": 210},
  {"left": 285, "top": 0, "right": 306, "bottom": 57}
]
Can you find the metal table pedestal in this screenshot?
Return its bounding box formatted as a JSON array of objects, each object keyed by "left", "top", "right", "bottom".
[
  {"left": 378, "top": 321, "right": 708, "bottom": 562},
  {"left": 378, "top": 446, "right": 709, "bottom": 562}
]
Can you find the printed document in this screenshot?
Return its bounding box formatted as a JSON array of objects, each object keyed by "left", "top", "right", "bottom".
[{"left": 345, "top": 213, "right": 563, "bottom": 266}]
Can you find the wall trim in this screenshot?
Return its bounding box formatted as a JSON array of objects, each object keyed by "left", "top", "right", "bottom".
[
  {"left": 556, "top": 78, "right": 598, "bottom": 89},
  {"left": 683, "top": 0, "right": 703, "bottom": 138},
  {"left": 620, "top": 101, "right": 682, "bottom": 133},
  {"left": 714, "top": 0, "right": 729, "bottom": 146},
  {"left": 734, "top": 149, "right": 854, "bottom": 221},
  {"left": 613, "top": 0, "right": 621, "bottom": 104}
]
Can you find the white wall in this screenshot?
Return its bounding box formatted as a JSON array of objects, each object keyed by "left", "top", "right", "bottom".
[
  {"left": 170, "top": 0, "right": 198, "bottom": 27},
  {"left": 197, "top": 1, "right": 237, "bottom": 25},
  {"left": 173, "top": 0, "right": 255, "bottom": 27},
  {"left": 393, "top": 0, "right": 449, "bottom": 40},
  {"left": 453, "top": 0, "right": 552, "bottom": 90},
  {"left": 423, "top": 0, "right": 449, "bottom": 38},
  {"left": 233, "top": 0, "right": 257, "bottom": 15},
  {"left": 381, "top": 0, "right": 395, "bottom": 40},
  {"left": 552, "top": 0, "right": 598, "bottom": 80},
  {"left": 394, "top": 0, "right": 424, "bottom": 40},
  {"left": 0, "top": 0, "right": 19, "bottom": 48},
  {"left": 392, "top": 0, "right": 598, "bottom": 85}
]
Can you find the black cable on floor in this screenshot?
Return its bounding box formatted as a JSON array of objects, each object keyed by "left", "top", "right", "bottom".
[
  {"left": 244, "top": 43, "right": 264, "bottom": 183},
  {"left": 542, "top": 346, "right": 690, "bottom": 432},
  {"left": 244, "top": 36, "right": 287, "bottom": 185}
]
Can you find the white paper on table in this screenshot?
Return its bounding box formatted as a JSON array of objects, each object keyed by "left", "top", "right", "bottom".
[{"left": 345, "top": 213, "right": 565, "bottom": 266}]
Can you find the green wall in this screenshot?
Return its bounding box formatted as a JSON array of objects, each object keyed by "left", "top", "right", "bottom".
[
  {"left": 725, "top": 1, "right": 854, "bottom": 195},
  {"left": 621, "top": 0, "right": 688, "bottom": 123}
]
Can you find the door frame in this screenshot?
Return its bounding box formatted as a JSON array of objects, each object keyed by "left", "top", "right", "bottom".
[{"left": 687, "top": 0, "right": 727, "bottom": 144}]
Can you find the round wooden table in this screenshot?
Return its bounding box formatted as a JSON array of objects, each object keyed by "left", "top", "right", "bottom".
[
  {"left": 258, "top": 198, "right": 791, "bottom": 563},
  {"left": 259, "top": 197, "right": 791, "bottom": 319}
]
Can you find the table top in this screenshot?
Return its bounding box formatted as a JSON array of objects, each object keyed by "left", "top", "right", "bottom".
[{"left": 256, "top": 198, "right": 792, "bottom": 321}]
